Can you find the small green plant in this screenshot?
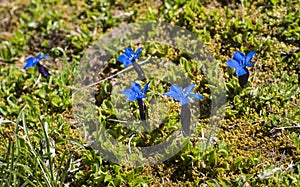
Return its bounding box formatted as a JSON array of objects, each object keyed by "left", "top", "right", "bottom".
[{"left": 0, "top": 41, "right": 17, "bottom": 63}]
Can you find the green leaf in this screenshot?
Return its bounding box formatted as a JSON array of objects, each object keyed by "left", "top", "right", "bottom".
[
  {"left": 208, "top": 150, "right": 217, "bottom": 167},
  {"left": 217, "top": 149, "right": 229, "bottom": 158},
  {"left": 234, "top": 156, "right": 244, "bottom": 169},
  {"left": 104, "top": 174, "right": 112, "bottom": 182},
  {"left": 50, "top": 95, "right": 62, "bottom": 107},
  {"left": 270, "top": 0, "right": 278, "bottom": 5}
]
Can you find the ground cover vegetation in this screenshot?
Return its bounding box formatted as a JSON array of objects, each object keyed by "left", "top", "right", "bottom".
[{"left": 0, "top": 0, "right": 299, "bottom": 186}]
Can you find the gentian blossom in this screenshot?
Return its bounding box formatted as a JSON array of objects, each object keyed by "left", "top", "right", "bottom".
[
  {"left": 121, "top": 81, "right": 150, "bottom": 124},
  {"left": 24, "top": 53, "right": 50, "bottom": 69},
  {"left": 164, "top": 84, "right": 203, "bottom": 106},
  {"left": 121, "top": 81, "right": 150, "bottom": 101},
  {"left": 117, "top": 47, "right": 146, "bottom": 81},
  {"left": 117, "top": 47, "right": 142, "bottom": 67},
  {"left": 226, "top": 51, "right": 255, "bottom": 76},
  {"left": 24, "top": 53, "right": 50, "bottom": 78},
  {"left": 226, "top": 51, "right": 256, "bottom": 87}
]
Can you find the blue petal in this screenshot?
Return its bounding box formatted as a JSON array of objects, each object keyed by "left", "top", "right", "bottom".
[
  {"left": 226, "top": 59, "right": 240, "bottom": 69},
  {"left": 170, "top": 85, "right": 183, "bottom": 94},
  {"left": 24, "top": 57, "right": 37, "bottom": 69},
  {"left": 117, "top": 54, "right": 128, "bottom": 63},
  {"left": 164, "top": 91, "right": 181, "bottom": 100},
  {"left": 121, "top": 89, "right": 137, "bottom": 101},
  {"left": 236, "top": 67, "right": 247, "bottom": 76},
  {"left": 132, "top": 55, "right": 140, "bottom": 61},
  {"left": 127, "top": 95, "right": 138, "bottom": 101},
  {"left": 36, "top": 53, "right": 42, "bottom": 60},
  {"left": 141, "top": 82, "right": 150, "bottom": 93},
  {"left": 233, "top": 51, "right": 245, "bottom": 63},
  {"left": 40, "top": 53, "right": 50, "bottom": 60},
  {"left": 123, "top": 59, "right": 132, "bottom": 66},
  {"left": 137, "top": 93, "right": 147, "bottom": 99},
  {"left": 184, "top": 84, "right": 195, "bottom": 94},
  {"left": 135, "top": 47, "right": 143, "bottom": 55},
  {"left": 245, "top": 51, "right": 255, "bottom": 63},
  {"left": 245, "top": 62, "right": 255, "bottom": 67},
  {"left": 124, "top": 48, "right": 133, "bottom": 56},
  {"left": 131, "top": 82, "right": 141, "bottom": 93},
  {"left": 121, "top": 89, "right": 134, "bottom": 96},
  {"left": 179, "top": 97, "right": 190, "bottom": 106},
  {"left": 189, "top": 94, "right": 204, "bottom": 100}
]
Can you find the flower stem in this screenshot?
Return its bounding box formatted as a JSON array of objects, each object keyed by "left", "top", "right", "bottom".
[
  {"left": 132, "top": 61, "right": 146, "bottom": 81},
  {"left": 137, "top": 98, "right": 149, "bottom": 130},
  {"left": 238, "top": 69, "right": 249, "bottom": 88},
  {"left": 137, "top": 98, "right": 146, "bottom": 120},
  {"left": 37, "top": 63, "right": 50, "bottom": 78},
  {"left": 181, "top": 104, "right": 191, "bottom": 136}
]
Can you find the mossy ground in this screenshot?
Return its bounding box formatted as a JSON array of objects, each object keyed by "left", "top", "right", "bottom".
[{"left": 0, "top": 0, "right": 299, "bottom": 186}]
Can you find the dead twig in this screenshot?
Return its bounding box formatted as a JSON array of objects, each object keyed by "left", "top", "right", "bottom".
[
  {"left": 271, "top": 126, "right": 300, "bottom": 131},
  {"left": 284, "top": 117, "right": 300, "bottom": 127},
  {"left": 71, "top": 56, "right": 152, "bottom": 93}
]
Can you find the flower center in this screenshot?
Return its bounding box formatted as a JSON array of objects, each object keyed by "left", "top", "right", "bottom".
[
  {"left": 129, "top": 54, "right": 135, "bottom": 61},
  {"left": 179, "top": 92, "right": 188, "bottom": 98}
]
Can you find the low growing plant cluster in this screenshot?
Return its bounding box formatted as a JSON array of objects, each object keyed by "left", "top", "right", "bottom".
[{"left": 0, "top": 0, "right": 299, "bottom": 186}]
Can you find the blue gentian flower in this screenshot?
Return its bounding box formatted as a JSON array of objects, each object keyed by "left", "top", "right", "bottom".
[
  {"left": 226, "top": 51, "right": 255, "bottom": 76},
  {"left": 122, "top": 81, "right": 150, "bottom": 124},
  {"left": 164, "top": 84, "right": 203, "bottom": 106},
  {"left": 23, "top": 53, "right": 50, "bottom": 69},
  {"left": 24, "top": 53, "right": 50, "bottom": 78},
  {"left": 121, "top": 81, "right": 150, "bottom": 101},
  {"left": 117, "top": 47, "right": 142, "bottom": 67}
]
